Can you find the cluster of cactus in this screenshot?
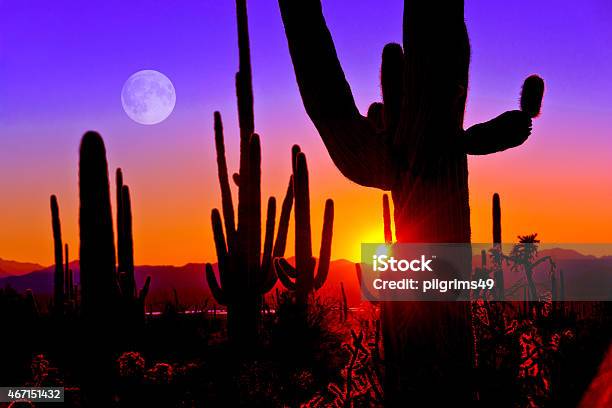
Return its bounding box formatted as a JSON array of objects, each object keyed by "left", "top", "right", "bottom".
[
  {"left": 78, "top": 132, "right": 150, "bottom": 326},
  {"left": 274, "top": 146, "right": 334, "bottom": 304},
  {"left": 49, "top": 195, "right": 75, "bottom": 314},
  {"left": 205, "top": 0, "right": 293, "bottom": 342}
]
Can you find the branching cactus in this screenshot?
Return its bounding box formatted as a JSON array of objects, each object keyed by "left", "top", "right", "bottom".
[
  {"left": 204, "top": 0, "right": 293, "bottom": 343},
  {"left": 79, "top": 133, "right": 150, "bottom": 326},
  {"left": 205, "top": 112, "right": 293, "bottom": 342},
  {"left": 274, "top": 148, "right": 334, "bottom": 304},
  {"left": 278, "top": 0, "right": 544, "bottom": 403}
]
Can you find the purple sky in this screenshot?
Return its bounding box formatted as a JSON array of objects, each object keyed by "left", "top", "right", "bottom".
[{"left": 1, "top": 1, "right": 611, "bottom": 264}]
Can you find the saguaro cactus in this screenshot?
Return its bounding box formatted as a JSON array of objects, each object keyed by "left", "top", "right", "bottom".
[
  {"left": 79, "top": 131, "right": 118, "bottom": 322},
  {"left": 492, "top": 193, "right": 504, "bottom": 300},
  {"left": 78, "top": 131, "right": 118, "bottom": 406},
  {"left": 206, "top": 113, "right": 293, "bottom": 342},
  {"left": 115, "top": 170, "right": 151, "bottom": 318},
  {"left": 204, "top": 0, "right": 294, "bottom": 344},
  {"left": 278, "top": 0, "right": 544, "bottom": 403},
  {"left": 274, "top": 148, "right": 334, "bottom": 304},
  {"left": 50, "top": 195, "right": 64, "bottom": 315}
]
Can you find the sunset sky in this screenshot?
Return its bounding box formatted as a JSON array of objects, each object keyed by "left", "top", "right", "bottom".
[{"left": 1, "top": 0, "right": 611, "bottom": 266}]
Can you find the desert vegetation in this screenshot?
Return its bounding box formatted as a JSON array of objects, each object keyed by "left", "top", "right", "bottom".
[{"left": 0, "top": 1, "right": 610, "bottom": 407}]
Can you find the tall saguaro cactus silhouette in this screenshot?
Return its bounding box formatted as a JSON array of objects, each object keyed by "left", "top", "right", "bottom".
[
  {"left": 205, "top": 0, "right": 293, "bottom": 344},
  {"left": 79, "top": 131, "right": 118, "bottom": 323},
  {"left": 278, "top": 0, "right": 544, "bottom": 403}
]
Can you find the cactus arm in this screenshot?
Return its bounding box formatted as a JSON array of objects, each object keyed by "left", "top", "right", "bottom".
[
  {"left": 381, "top": 43, "right": 404, "bottom": 133},
  {"left": 116, "top": 168, "right": 125, "bottom": 274},
  {"left": 138, "top": 276, "right": 151, "bottom": 303},
  {"left": 211, "top": 209, "right": 229, "bottom": 287},
  {"left": 291, "top": 145, "right": 301, "bottom": 174},
  {"left": 278, "top": 0, "right": 394, "bottom": 189},
  {"left": 64, "top": 244, "right": 70, "bottom": 299},
  {"left": 121, "top": 185, "right": 136, "bottom": 298},
  {"left": 206, "top": 263, "right": 227, "bottom": 305},
  {"left": 314, "top": 199, "right": 334, "bottom": 290},
  {"left": 214, "top": 112, "right": 237, "bottom": 251},
  {"left": 294, "top": 152, "right": 313, "bottom": 263},
  {"left": 259, "top": 197, "right": 277, "bottom": 290},
  {"left": 276, "top": 258, "right": 298, "bottom": 279},
  {"left": 520, "top": 75, "right": 545, "bottom": 118},
  {"left": 367, "top": 103, "right": 385, "bottom": 132},
  {"left": 463, "top": 110, "right": 533, "bottom": 155},
  {"left": 272, "top": 176, "right": 293, "bottom": 258},
  {"left": 274, "top": 258, "right": 297, "bottom": 291},
  {"left": 465, "top": 75, "right": 544, "bottom": 155}
]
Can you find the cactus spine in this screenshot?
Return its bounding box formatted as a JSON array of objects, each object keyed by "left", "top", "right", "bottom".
[
  {"left": 204, "top": 0, "right": 293, "bottom": 343},
  {"left": 50, "top": 195, "right": 64, "bottom": 315},
  {"left": 274, "top": 149, "right": 334, "bottom": 304}
]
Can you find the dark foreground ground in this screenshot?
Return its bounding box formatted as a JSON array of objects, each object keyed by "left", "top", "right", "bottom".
[{"left": 1, "top": 294, "right": 610, "bottom": 407}]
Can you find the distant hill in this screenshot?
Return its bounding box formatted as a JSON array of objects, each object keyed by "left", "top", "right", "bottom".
[
  {"left": 0, "top": 258, "right": 362, "bottom": 307},
  {"left": 0, "top": 258, "right": 45, "bottom": 278},
  {"left": 1, "top": 248, "right": 610, "bottom": 305}
]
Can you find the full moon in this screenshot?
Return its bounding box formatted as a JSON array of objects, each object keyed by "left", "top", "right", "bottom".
[{"left": 121, "top": 70, "right": 176, "bottom": 125}]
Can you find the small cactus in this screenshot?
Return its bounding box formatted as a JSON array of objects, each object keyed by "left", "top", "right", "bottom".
[{"left": 340, "top": 282, "right": 348, "bottom": 322}]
